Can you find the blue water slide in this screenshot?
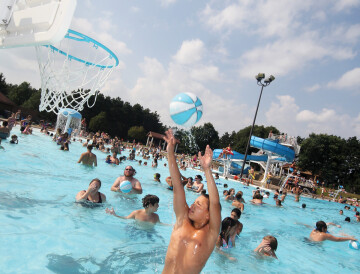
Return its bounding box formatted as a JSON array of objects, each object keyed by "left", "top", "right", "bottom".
[
  {"left": 250, "top": 136, "right": 295, "bottom": 162},
  {"left": 213, "top": 149, "right": 268, "bottom": 162}
]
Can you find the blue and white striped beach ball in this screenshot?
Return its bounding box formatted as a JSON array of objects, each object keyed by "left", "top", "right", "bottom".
[
  {"left": 120, "top": 180, "right": 132, "bottom": 193},
  {"left": 169, "top": 92, "right": 203, "bottom": 127}
]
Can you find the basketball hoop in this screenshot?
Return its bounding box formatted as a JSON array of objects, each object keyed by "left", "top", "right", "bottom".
[{"left": 35, "top": 29, "right": 119, "bottom": 114}]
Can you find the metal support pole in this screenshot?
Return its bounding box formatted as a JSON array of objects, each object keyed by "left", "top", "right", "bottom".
[{"left": 239, "top": 85, "right": 265, "bottom": 180}]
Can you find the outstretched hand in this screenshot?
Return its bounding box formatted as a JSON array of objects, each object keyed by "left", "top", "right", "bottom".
[
  {"left": 163, "top": 129, "right": 177, "bottom": 153},
  {"left": 198, "top": 145, "right": 213, "bottom": 170},
  {"left": 105, "top": 208, "right": 116, "bottom": 216}
]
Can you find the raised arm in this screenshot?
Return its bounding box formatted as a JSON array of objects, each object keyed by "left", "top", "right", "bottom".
[
  {"left": 199, "top": 145, "right": 221, "bottom": 235},
  {"left": 163, "top": 129, "right": 187, "bottom": 220}
]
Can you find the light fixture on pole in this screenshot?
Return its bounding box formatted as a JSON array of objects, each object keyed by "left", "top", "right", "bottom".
[{"left": 239, "top": 73, "right": 275, "bottom": 181}]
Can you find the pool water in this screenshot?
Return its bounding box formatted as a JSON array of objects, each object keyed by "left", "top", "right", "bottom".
[{"left": 0, "top": 126, "right": 359, "bottom": 273}]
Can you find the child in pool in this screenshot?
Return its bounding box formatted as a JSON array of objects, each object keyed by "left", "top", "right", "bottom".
[
  {"left": 106, "top": 194, "right": 160, "bottom": 224},
  {"left": 232, "top": 192, "right": 245, "bottom": 212},
  {"left": 225, "top": 188, "right": 235, "bottom": 201},
  {"left": 10, "top": 135, "right": 18, "bottom": 144},
  {"left": 162, "top": 129, "right": 221, "bottom": 273},
  {"left": 216, "top": 217, "right": 237, "bottom": 248},
  {"left": 310, "top": 221, "right": 357, "bottom": 242},
  {"left": 254, "top": 235, "right": 278, "bottom": 259}
]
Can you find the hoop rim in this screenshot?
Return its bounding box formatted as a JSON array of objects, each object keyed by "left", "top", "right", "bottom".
[{"left": 44, "top": 29, "right": 119, "bottom": 69}]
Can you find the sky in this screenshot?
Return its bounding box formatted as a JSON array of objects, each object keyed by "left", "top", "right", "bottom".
[{"left": 1, "top": 0, "right": 360, "bottom": 139}]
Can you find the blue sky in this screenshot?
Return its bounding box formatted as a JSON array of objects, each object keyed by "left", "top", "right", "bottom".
[{"left": 1, "top": 0, "right": 359, "bottom": 138}]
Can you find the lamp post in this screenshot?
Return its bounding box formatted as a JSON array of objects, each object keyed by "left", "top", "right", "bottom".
[{"left": 239, "top": 73, "right": 275, "bottom": 181}]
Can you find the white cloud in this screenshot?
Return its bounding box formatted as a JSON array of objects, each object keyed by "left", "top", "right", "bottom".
[
  {"left": 265, "top": 95, "right": 360, "bottom": 138},
  {"left": 72, "top": 17, "right": 132, "bottom": 56},
  {"left": 333, "top": 0, "right": 360, "bottom": 11},
  {"left": 239, "top": 33, "right": 355, "bottom": 78},
  {"left": 305, "top": 84, "right": 321, "bottom": 92},
  {"left": 173, "top": 39, "right": 205, "bottom": 65},
  {"left": 327, "top": 67, "right": 360, "bottom": 92},
  {"left": 159, "top": 0, "right": 176, "bottom": 7}
]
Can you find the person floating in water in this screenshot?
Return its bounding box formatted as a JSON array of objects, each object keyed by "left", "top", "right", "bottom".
[
  {"left": 310, "top": 221, "right": 357, "bottom": 242},
  {"left": 106, "top": 194, "right": 160, "bottom": 224},
  {"left": 111, "top": 165, "right": 143, "bottom": 194},
  {"left": 77, "top": 145, "right": 97, "bottom": 167},
  {"left": 76, "top": 178, "right": 106, "bottom": 203},
  {"left": 162, "top": 129, "right": 221, "bottom": 274},
  {"left": 254, "top": 235, "right": 278, "bottom": 259},
  {"left": 216, "top": 217, "right": 238, "bottom": 260}
]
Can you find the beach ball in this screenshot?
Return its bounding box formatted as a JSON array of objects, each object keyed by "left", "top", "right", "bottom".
[
  {"left": 120, "top": 180, "right": 132, "bottom": 193},
  {"left": 169, "top": 92, "right": 203, "bottom": 127},
  {"left": 349, "top": 240, "right": 360, "bottom": 250}
]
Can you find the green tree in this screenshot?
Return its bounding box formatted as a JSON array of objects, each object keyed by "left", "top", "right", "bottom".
[
  {"left": 7, "top": 82, "right": 36, "bottom": 106},
  {"left": 89, "top": 111, "right": 108, "bottom": 132},
  {"left": 191, "top": 122, "right": 219, "bottom": 151},
  {"left": 174, "top": 128, "right": 198, "bottom": 155},
  {"left": 298, "top": 134, "right": 346, "bottom": 186},
  {"left": 128, "top": 126, "right": 146, "bottom": 143}
]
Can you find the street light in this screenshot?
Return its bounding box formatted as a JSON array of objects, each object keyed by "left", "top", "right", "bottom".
[{"left": 239, "top": 73, "right": 275, "bottom": 181}]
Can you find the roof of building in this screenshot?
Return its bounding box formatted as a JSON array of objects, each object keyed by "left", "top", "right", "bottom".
[{"left": 0, "top": 92, "right": 16, "bottom": 106}]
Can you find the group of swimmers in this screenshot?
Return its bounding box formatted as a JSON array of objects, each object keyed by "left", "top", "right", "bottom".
[{"left": 2, "top": 123, "right": 359, "bottom": 273}]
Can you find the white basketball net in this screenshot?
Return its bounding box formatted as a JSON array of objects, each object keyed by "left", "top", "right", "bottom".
[{"left": 35, "top": 30, "right": 118, "bottom": 114}]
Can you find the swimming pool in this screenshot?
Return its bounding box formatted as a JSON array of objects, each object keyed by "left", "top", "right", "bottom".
[{"left": 1, "top": 126, "right": 359, "bottom": 273}]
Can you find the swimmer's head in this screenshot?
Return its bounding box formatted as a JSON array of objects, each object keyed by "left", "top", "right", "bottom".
[
  {"left": 187, "top": 177, "right": 193, "bottom": 183},
  {"left": 229, "top": 188, "right": 235, "bottom": 195},
  {"left": 315, "top": 221, "right": 327, "bottom": 232},
  {"left": 201, "top": 189, "right": 206, "bottom": 195},
  {"left": 142, "top": 194, "right": 160, "bottom": 212},
  {"left": 195, "top": 175, "right": 203, "bottom": 181},
  {"left": 231, "top": 208, "right": 241, "bottom": 220},
  {"left": 11, "top": 134, "right": 17, "bottom": 140},
  {"left": 188, "top": 194, "right": 212, "bottom": 225},
  {"left": 223, "top": 190, "right": 229, "bottom": 196},
  {"left": 339, "top": 210, "right": 343, "bottom": 215},
  {"left": 154, "top": 173, "right": 160, "bottom": 179},
  {"left": 87, "top": 145, "right": 93, "bottom": 151},
  {"left": 220, "top": 217, "right": 237, "bottom": 240},
  {"left": 263, "top": 235, "right": 278, "bottom": 251},
  {"left": 89, "top": 178, "right": 101, "bottom": 191},
  {"left": 345, "top": 217, "right": 350, "bottom": 222},
  {"left": 302, "top": 204, "right": 306, "bottom": 208},
  {"left": 235, "top": 192, "right": 242, "bottom": 201},
  {"left": 124, "top": 166, "right": 136, "bottom": 176},
  {"left": 224, "top": 184, "right": 228, "bottom": 188},
  {"left": 276, "top": 200, "right": 282, "bottom": 206}
]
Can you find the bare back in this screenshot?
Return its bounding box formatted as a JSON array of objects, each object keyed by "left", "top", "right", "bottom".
[{"left": 78, "top": 151, "right": 97, "bottom": 167}]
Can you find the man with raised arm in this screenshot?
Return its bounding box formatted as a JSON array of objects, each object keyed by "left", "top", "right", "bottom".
[{"left": 162, "top": 129, "right": 221, "bottom": 274}]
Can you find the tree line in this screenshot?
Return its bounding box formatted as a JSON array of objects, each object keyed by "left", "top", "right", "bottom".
[{"left": 0, "top": 73, "right": 359, "bottom": 192}]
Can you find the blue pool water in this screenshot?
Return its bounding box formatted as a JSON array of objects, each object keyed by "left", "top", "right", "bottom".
[{"left": 1, "top": 126, "right": 359, "bottom": 273}]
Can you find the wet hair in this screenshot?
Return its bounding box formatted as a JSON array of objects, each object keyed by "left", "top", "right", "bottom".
[
  {"left": 356, "top": 212, "right": 359, "bottom": 216},
  {"left": 254, "top": 193, "right": 263, "bottom": 200},
  {"left": 231, "top": 208, "right": 241, "bottom": 218},
  {"left": 89, "top": 178, "right": 101, "bottom": 188},
  {"left": 142, "top": 194, "right": 159, "bottom": 208},
  {"left": 235, "top": 192, "right": 242, "bottom": 201},
  {"left": 315, "top": 221, "right": 327, "bottom": 232},
  {"left": 224, "top": 184, "right": 228, "bottom": 188},
  {"left": 229, "top": 188, "right": 235, "bottom": 195},
  {"left": 188, "top": 177, "right": 193, "bottom": 182},
  {"left": 11, "top": 134, "right": 17, "bottom": 139},
  {"left": 154, "top": 173, "right": 160, "bottom": 179},
  {"left": 195, "top": 175, "right": 203, "bottom": 181},
  {"left": 302, "top": 203, "right": 306, "bottom": 208},
  {"left": 223, "top": 190, "right": 229, "bottom": 195},
  {"left": 201, "top": 189, "right": 206, "bottom": 195},
  {"left": 345, "top": 217, "right": 350, "bottom": 222},
  {"left": 276, "top": 200, "right": 282, "bottom": 206},
  {"left": 87, "top": 145, "right": 93, "bottom": 150},
  {"left": 263, "top": 235, "right": 278, "bottom": 251},
  {"left": 219, "top": 217, "right": 237, "bottom": 242}
]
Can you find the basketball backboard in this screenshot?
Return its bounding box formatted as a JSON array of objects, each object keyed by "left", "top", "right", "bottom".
[{"left": 0, "top": 0, "right": 76, "bottom": 48}]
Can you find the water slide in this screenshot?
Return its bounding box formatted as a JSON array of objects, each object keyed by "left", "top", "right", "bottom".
[
  {"left": 213, "top": 136, "right": 295, "bottom": 175},
  {"left": 250, "top": 136, "right": 295, "bottom": 162}
]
